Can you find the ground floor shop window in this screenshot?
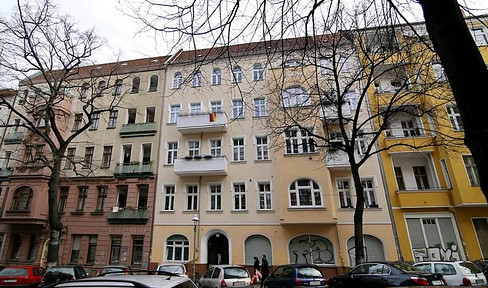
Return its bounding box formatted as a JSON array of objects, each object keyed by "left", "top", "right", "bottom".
[
  {"left": 288, "top": 234, "right": 334, "bottom": 264},
  {"left": 473, "top": 218, "right": 488, "bottom": 259}
]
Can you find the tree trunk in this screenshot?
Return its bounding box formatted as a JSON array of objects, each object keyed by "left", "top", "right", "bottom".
[
  {"left": 418, "top": 0, "right": 488, "bottom": 200},
  {"left": 46, "top": 156, "right": 63, "bottom": 266},
  {"left": 351, "top": 162, "right": 365, "bottom": 265}
]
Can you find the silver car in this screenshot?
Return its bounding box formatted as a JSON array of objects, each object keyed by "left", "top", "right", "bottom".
[
  {"left": 198, "top": 265, "right": 253, "bottom": 288},
  {"left": 157, "top": 263, "right": 189, "bottom": 277},
  {"left": 414, "top": 260, "right": 487, "bottom": 286},
  {"left": 44, "top": 274, "right": 197, "bottom": 288}
]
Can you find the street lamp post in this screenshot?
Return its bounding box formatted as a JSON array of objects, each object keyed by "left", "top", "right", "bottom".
[{"left": 192, "top": 215, "right": 199, "bottom": 282}]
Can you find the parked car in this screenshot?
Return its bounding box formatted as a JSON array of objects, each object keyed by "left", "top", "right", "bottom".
[
  {"left": 38, "top": 274, "right": 197, "bottom": 288},
  {"left": 328, "top": 261, "right": 446, "bottom": 288},
  {"left": 96, "top": 265, "right": 134, "bottom": 276},
  {"left": 198, "top": 265, "right": 253, "bottom": 288},
  {"left": 265, "top": 263, "right": 327, "bottom": 288},
  {"left": 414, "top": 261, "right": 487, "bottom": 286},
  {"left": 41, "top": 265, "right": 87, "bottom": 286},
  {"left": 0, "top": 265, "right": 45, "bottom": 287},
  {"left": 157, "top": 263, "right": 188, "bottom": 277}
]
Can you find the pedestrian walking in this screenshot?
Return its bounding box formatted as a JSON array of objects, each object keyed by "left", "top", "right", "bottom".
[{"left": 260, "top": 254, "right": 269, "bottom": 288}]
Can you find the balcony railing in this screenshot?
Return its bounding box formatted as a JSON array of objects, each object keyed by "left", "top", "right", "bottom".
[
  {"left": 119, "top": 122, "right": 157, "bottom": 138},
  {"left": 114, "top": 162, "right": 152, "bottom": 178},
  {"left": 107, "top": 207, "right": 149, "bottom": 224},
  {"left": 326, "top": 149, "right": 351, "bottom": 169},
  {"left": 320, "top": 103, "right": 351, "bottom": 120},
  {"left": 3, "top": 131, "right": 23, "bottom": 144},
  {"left": 385, "top": 127, "right": 428, "bottom": 138},
  {"left": 176, "top": 112, "right": 228, "bottom": 134},
  {"left": 174, "top": 155, "right": 228, "bottom": 176}
]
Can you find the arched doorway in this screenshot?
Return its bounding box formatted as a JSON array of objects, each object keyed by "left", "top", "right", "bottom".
[{"left": 207, "top": 233, "right": 229, "bottom": 265}]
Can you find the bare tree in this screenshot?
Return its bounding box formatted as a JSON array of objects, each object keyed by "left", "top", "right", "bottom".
[{"left": 0, "top": 0, "right": 129, "bottom": 266}]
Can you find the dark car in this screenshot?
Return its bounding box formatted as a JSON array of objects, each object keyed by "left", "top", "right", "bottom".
[
  {"left": 265, "top": 264, "right": 327, "bottom": 288},
  {"left": 41, "top": 266, "right": 87, "bottom": 286},
  {"left": 0, "top": 265, "right": 45, "bottom": 287},
  {"left": 328, "top": 262, "right": 446, "bottom": 288},
  {"left": 96, "top": 265, "right": 134, "bottom": 276}
]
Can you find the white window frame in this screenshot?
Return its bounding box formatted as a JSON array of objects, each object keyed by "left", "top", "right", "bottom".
[
  {"left": 212, "top": 68, "right": 222, "bottom": 85},
  {"left": 232, "top": 100, "right": 244, "bottom": 119},
  {"left": 232, "top": 66, "right": 243, "bottom": 83},
  {"left": 172, "top": 72, "right": 183, "bottom": 89},
  {"left": 188, "top": 140, "right": 201, "bottom": 157},
  {"left": 209, "top": 139, "right": 222, "bottom": 157},
  {"left": 166, "top": 235, "right": 189, "bottom": 261},
  {"left": 232, "top": 137, "right": 245, "bottom": 162},
  {"left": 232, "top": 182, "right": 247, "bottom": 211},
  {"left": 337, "top": 179, "right": 353, "bottom": 208},
  {"left": 284, "top": 128, "right": 316, "bottom": 154},
  {"left": 362, "top": 178, "right": 378, "bottom": 208},
  {"left": 463, "top": 155, "right": 480, "bottom": 186},
  {"left": 282, "top": 86, "right": 311, "bottom": 107},
  {"left": 471, "top": 28, "right": 488, "bottom": 46},
  {"left": 432, "top": 62, "right": 448, "bottom": 82},
  {"left": 189, "top": 102, "right": 202, "bottom": 115},
  {"left": 169, "top": 104, "right": 180, "bottom": 124},
  {"left": 209, "top": 183, "right": 222, "bottom": 211},
  {"left": 254, "top": 98, "right": 266, "bottom": 117},
  {"left": 255, "top": 136, "right": 269, "bottom": 160},
  {"left": 446, "top": 105, "right": 463, "bottom": 131},
  {"left": 253, "top": 64, "right": 264, "bottom": 81},
  {"left": 289, "top": 178, "right": 323, "bottom": 208},
  {"left": 210, "top": 100, "right": 222, "bottom": 113},
  {"left": 257, "top": 181, "right": 272, "bottom": 210},
  {"left": 185, "top": 184, "right": 199, "bottom": 211},
  {"left": 192, "top": 70, "right": 202, "bottom": 87},
  {"left": 167, "top": 141, "right": 178, "bottom": 165},
  {"left": 163, "top": 184, "right": 176, "bottom": 211}
]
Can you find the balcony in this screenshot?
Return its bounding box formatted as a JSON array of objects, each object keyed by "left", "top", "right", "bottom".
[
  {"left": 119, "top": 122, "right": 157, "bottom": 138},
  {"left": 326, "top": 149, "right": 351, "bottom": 169},
  {"left": 3, "top": 131, "right": 23, "bottom": 144},
  {"left": 177, "top": 112, "right": 228, "bottom": 134},
  {"left": 107, "top": 207, "right": 149, "bottom": 224},
  {"left": 320, "top": 103, "right": 351, "bottom": 121},
  {"left": 174, "top": 155, "right": 228, "bottom": 176},
  {"left": 114, "top": 162, "right": 153, "bottom": 178}
]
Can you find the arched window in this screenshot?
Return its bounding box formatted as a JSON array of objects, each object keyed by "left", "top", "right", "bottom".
[
  {"left": 212, "top": 68, "right": 222, "bottom": 85},
  {"left": 166, "top": 234, "right": 189, "bottom": 261},
  {"left": 131, "top": 77, "right": 140, "bottom": 93},
  {"left": 245, "top": 235, "right": 272, "bottom": 265},
  {"left": 289, "top": 178, "right": 322, "bottom": 207},
  {"left": 97, "top": 80, "right": 106, "bottom": 96},
  {"left": 192, "top": 70, "right": 202, "bottom": 87},
  {"left": 172, "top": 72, "right": 183, "bottom": 89},
  {"left": 347, "top": 235, "right": 385, "bottom": 266},
  {"left": 253, "top": 64, "right": 264, "bottom": 81},
  {"left": 232, "top": 66, "right": 243, "bottom": 83},
  {"left": 80, "top": 83, "right": 90, "bottom": 99},
  {"left": 149, "top": 75, "right": 159, "bottom": 92},
  {"left": 282, "top": 86, "right": 311, "bottom": 107},
  {"left": 11, "top": 186, "right": 33, "bottom": 211},
  {"left": 289, "top": 234, "right": 334, "bottom": 264}
]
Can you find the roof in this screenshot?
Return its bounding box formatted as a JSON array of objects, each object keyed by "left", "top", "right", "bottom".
[{"left": 52, "top": 274, "right": 194, "bottom": 288}]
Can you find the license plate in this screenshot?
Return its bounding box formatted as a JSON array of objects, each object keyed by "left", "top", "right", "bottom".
[
  {"left": 233, "top": 281, "right": 245, "bottom": 286},
  {"left": 3, "top": 279, "right": 17, "bottom": 283},
  {"left": 476, "top": 279, "right": 484, "bottom": 284},
  {"left": 310, "top": 280, "right": 321, "bottom": 285},
  {"left": 432, "top": 280, "right": 443, "bottom": 286}
]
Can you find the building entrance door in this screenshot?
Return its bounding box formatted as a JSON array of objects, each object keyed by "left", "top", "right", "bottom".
[{"left": 207, "top": 233, "right": 229, "bottom": 265}]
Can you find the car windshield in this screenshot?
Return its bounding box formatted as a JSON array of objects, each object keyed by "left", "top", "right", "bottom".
[
  {"left": 392, "top": 262, "right": 420, "bottom": 273},
  {"left": 158, "top": 265, "right": 184, "bottom": 274},
  {"left": 223, "top": 268, "right": 248, "bottom": 279},
  {"left": 48, "top": 268, "right": 74, "bottom": 274},
  {"left": 297, "top": 267, "right": 323, "bottom": 278},
  {"left": 459, "top": 262, "right": 482, "bottom": 274},
  {"left": 0, "top": 268, "right": 27, "bottom": 276}
]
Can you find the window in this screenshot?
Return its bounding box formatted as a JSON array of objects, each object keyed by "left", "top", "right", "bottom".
[
  {"left": 192, "top": 70, "right": 202, "bottom": 87},
  {"left": 70, "top": 235, "right": 81, "bottom": 264},
  {"left": 253, "top": 64, "right": 264, "bottom": 81},
  {"left": 233, "top": 183, "right": 246, "bottom": 210},
  {"left": 463, "top": 155, "right": 480, "bottom": 186},
  {"left": 446, "top": 105, "right": 463, "bottom": 131},
  {"left": 65, "top": 148, "right": 76, "bottom": 170},
  {"left": 212, "top": 68, "right": 222, "bottom": 85},
  {"left": 232, "top": 66, "right": 243, "bottom": 83},
  {"left": 58, "top": 187, "right": 69, "bottom": 212},
  {"left": 258, "top": 182, "right": 272, "bottom": 210},
  {"left": 256, "top": 136, "right": 269, "bottom": 160},
  {"left": 96, "top": 186, "right": 107, "bottom": 211},
  {"left": 186, "top": 185, "right": 198, "bottom": 211},
  {"left": 163, "top": 185, "right": 175, "bottom": 211},
  {"left": 76, "top": 187, "right": 88, "bottom": 211},
  {"left": 110, "top": 235, "right": 122, "bottom": 264},
  {"left": 122, "top": 145, "right": 132, "bottom": 164},
  {"left": 169, "top": 104, "right": 180, "bottom": 123},
  {"left": 127, "top": 108, "right": 137, "bottom": 124},
  {"left": 285, "top": 128, "right": 316, "bottom": 154},
  {"left": 131, "top": 77, "right": 140, "bottom": 93},
  {"left": 394, "top": 167, "right": 406, "bottom": 190},
  {"left": 108, "top": 110, "right": 118, "bottom": 128},
  {"left": 101, "top": 146, "right": 112, "bottom": 169},
  {"left": 10, "top": 234, "right": 21, "bottom": 260},
  {"left": 432, "top": 62, "right": 448, "bottom": 82},
  {"left": 209, "top": 184, "right": 222, "bottom": 210},
  {"left": 188, "top": 141, "right": 200, "bottom": 157},
  {"left": 338, "top": 55, "right": 352, "bottom": 72},
  {"left": 113, "top": 79, "right": 123, "bottom": 96},
  {"left": 27, "top": 235, "right": 39, "bottom": 261},
  {"left": 73, "top": 113, "right": 83, "bottom": 131},
  {"left": 254, "top": 98, "right": 266, "bottom": 117},
  {"left": 80, "top": 83, "right": 89, "bottom": 98},
  {"left": 86, "top": 236, "right": 97, "bottom": 264},
  {"left": 232, "top": 138, "right": 245, "bottom": 161},
  {"left": 232, "top": 100, "right": 244, "bottom": 118},
  {"left": 90, "top": 112, "right": 100, "bottom": 130},
  {"left": 190, "top": 103, "right": 201, "bottom": 115},
  {"left": 337, "top": 179, "right": 353, "bottom": 208},
  {"left": 2, "top": 151, "right": 11, "bottom": 169},
  {"left": 413, "top": 166, "right": 430, "bottom": 189},
  {"left": 289, "top": 235, "right": 334, "bottom": 264},
  {"left": 167, "top": 142, "right": 178, "bottom": 164},
  {"left": 289, "top": 178, "right": 322, "bottom": 208},
  {"left": 284, "top": 59, "right": 302, "bottom": 67},
  {"left": 142, "top": 143, "right": 152, "bottom": 164},
  {"left": 471, "top": 28, "right": 488, "bottom": 46},
  {"left": 166, "top": 235, "right": 189, "bottom": 261},
  {"left": 132, "top": 236, "right": 144, "bottom": 265},
  {"left": 210, "top": 139, "right": 222, "bottom": 157},
  {"left": 473, "top": 218, "right": 488, "bottom": 258},
  {"left": 149, "top": 75, "right": 158, "bottom": 92},
  {"left": 362, "top": 179, "right": 378, "bottom": 208},
  {"left": 97, "top": 80, "right": 106, "bottom": 96},
  {"left": 117, "top": 186, "right": 128, "bottom": 208},
  {"left": 172, "top": 72, "right": 183, "bottom": 89},
  {"left": 11, "top": 186, "right": 33, "bottom": 210},
  {"left": 138, "top": 185, "right": 148, "bottom": 209},
  {"left": 23, "top": 145, "right": 33, "bottom": 163},
  {"left": 210, "top": 100, "right": 222, "bottom": 113},
  {"left": 83, "top": 147, "right": 94, "bottom": 169},
  {"left": 282, "top": 86, "right": 311, "bottom": 107},
  {"left": 145, "top": 107, "right": 155, "bottom": 123},
  {"left": 320, "top": 58, "right": 333, "bottom": 75}
]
